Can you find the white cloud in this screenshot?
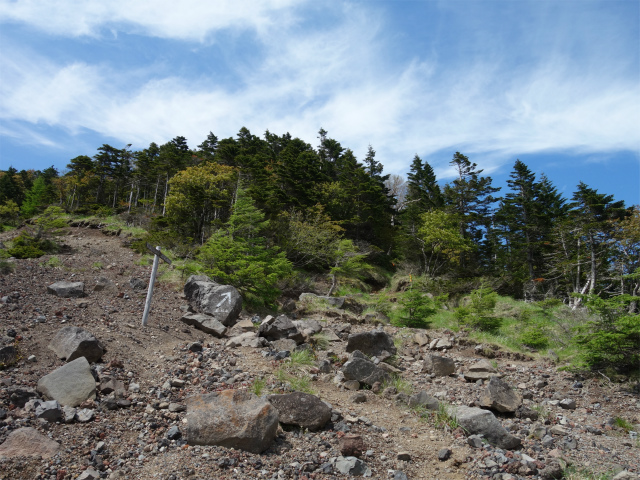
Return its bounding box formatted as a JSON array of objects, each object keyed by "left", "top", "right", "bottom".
[
  {"left": 0, "top": 1, "right": 638, "bottom": 180},
  {"left": 0, "top": 0, "right": 304, "bottom": 40}
]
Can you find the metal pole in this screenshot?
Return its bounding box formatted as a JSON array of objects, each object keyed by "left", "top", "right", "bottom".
[{"left": 141, "top": 246, "right": 161, "bottom": 326}]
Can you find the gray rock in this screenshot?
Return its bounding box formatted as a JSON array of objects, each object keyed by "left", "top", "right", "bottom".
[
  {"left": 299, "top": 293, "right": 345, "bottom": 309},
  {"left": 453, "top": 406, "right": 521, "bottom": 450},
  {"left": 99, "top": 378, "right": 126, "bottom": 397},
  {"left": 438, "top": 448, "right": 452, "bottom": 461},
  {"left": 397, "top": 451, "right": 412, "bottom": 461},
  {"left": 464, "top": 359, "right": 498, "bottom": 382},
  {"left": 270, "top": 338, "right": 298, "bottom": 352},
  {"left": 0, "top": 427, "right": 61, "bottom": 459},
  {"left": 268, "top": 392, "right": 332, "bottom": 431},
  {"left": 225, "top": 332, "right": 268, "bottom": 348},
  {"left": 423, "top": 355, "right": 455, "bottom": 377},
  {"left": 394, "top": 472, "right": 409, "bottom": 480},
  {"left": 185, "top": 390, "right": 278, "bottom": 453},
  {"left": 0, "top": 342, "right": 17, "bottom": 367},
  {"left": 167, "top": 426, "right": 182, "bottom": 440},
  {"left": 180, "top": 313, "right": 227, "bottom": 337},
  {"left": 62, "top": 405, "right": 77, "bottom": 423},
  {"left": 344, "top": 380, "right": 361, "bottom": 390},
  {"left": 407, "top": 390, "right": 440, "bottom": 411},
  {"left": 331, "top": 456, "right": 372, "bottom": 476},
  {"left": 559, "top": 398, "right": 577, "bottom": 410},
  {"left": 293, "top": 319, "right": 323, "bottom": 335},
  {"left": 346, "top": 331, "right": 397, "bottom": 357},
  {"left": 48, "top": 326, "right": 104, "bottom": 363},
  {"left": 478, "top": 376, "right": 522, "bottom": 413},
  {"left": 467, "top": 434, "right": 485, "bottom": 448},
  {"left": 226, "top": 319, "right": 255, "bottom": 337},
  {"left": 47, "top": 281, "right": 85, "bottom": 298},
  {"left": 184, "top": 276, "right": 242, "bottom": 327},
  {"left": 76, "top": 408, "right": 95, "bottom": 422},
  {"left": 612, "top": 471, "right": 637, "bottom": 480},
  {"left": 37, "top": 357, "right": 96, "bottom": 407},
  {"left": 430, "top": 337, "right": 453, "bottom": 350},
  {"left": 129, "top": 277, "right": 147, "bottom": 290},
  {"left": 93, "top": 276, "right": 114, "bottom": 291},
  {"left": 77, "top": 468, "right": 101, "bottom": 480},
  {"left": 539, "top": 460, "right": 564, "bottom": 480},
  {"left": 342, "top": 356, "right": 391, "bottom": 387},
  {"left": 8, "top": 386, "right": 38, "bottom": 408},
  {"left": 35, "top": 400, "right": 62, "bottom": 422},
  {"left": 414, "top": 332, "right": 430, "bottom": 346},
  {"left": 258, "top": 315, "right": 304, "bottom": 344}
]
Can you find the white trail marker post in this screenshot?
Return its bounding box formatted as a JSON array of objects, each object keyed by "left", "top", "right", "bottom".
[{"left": 141, "top": 244, "right": 172, "bottom": 327}]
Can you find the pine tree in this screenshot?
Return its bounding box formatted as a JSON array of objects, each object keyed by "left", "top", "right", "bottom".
[
  {"left": 443, "top": 152, "right": 500, "bottom": 274},
  {"left": 197, "top": 186, "right": 292, "bottom": 305}
]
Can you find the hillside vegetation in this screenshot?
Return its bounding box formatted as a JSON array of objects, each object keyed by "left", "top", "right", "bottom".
[{"left": 1, "top": 127, "right": 638, "bottom": 377}]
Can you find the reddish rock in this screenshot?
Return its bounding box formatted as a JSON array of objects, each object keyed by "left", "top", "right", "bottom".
[{"left": 340, "top": 434, "right": 365, "bottom": 457}]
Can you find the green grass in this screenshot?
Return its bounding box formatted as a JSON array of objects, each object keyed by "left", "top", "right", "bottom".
[
  {"left": 311, "top": 332, "right": 330, "bottom": 350},
  {"left": 382, "top": 374, "right": 413, "bottom": 396},
  {"left": 44, "top": 256, "right": 62, "bottom": 268},
  {"left": 563, "top": 465, "right": 616, "bottom": 480},
  {"left": 250, "top": 377, "right": 266, "bottom": 396},
  {"left": 92, "top": 261, "right": 104, "bottom": 270},
  {"left": 613, "top": 417, "right": 635, "bottom": 432}
]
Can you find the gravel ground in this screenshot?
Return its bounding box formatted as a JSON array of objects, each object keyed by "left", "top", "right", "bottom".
[{"left": 0, "top": 226, "right": 638, "bottom": 480}]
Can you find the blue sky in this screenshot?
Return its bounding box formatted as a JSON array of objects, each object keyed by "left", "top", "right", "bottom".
[{"left": 0, "top": 0, "right": 638, "bottom": 205}]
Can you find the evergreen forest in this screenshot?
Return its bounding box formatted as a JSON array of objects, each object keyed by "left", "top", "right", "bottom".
[{"left": 1, "top": 127, "right": 638, "bottom": 376}]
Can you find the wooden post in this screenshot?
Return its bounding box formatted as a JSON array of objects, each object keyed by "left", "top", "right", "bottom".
[{"left": 141, "top": 246, "right": 161, "bottom": 326}]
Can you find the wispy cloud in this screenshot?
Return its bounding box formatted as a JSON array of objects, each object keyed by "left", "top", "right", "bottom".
[
  {"left": 0, "top": 0, "right": 637, "bottom": 181},
  {"left": 0, "top": 0, "right": 304, "bottom": 40}
]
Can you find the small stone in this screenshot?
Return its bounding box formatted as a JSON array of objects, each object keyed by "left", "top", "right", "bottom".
[
  {"left": 467, "top": 434, "right": 485, "bottom": 448},
  {"left": 397, "top": 451, "right": 411, "bottom": 461},
  {"left": 350, "top": 392, "right": 367, "bottom": 403},
  {"left": 437, "top": 448, "right": 452, "bottom": 461},
  {"left": 340, "top": 434, "right": 365, "bottom": 457},
  {"left": 559, "top": 398, "right": 576, "bottom": 410},
  {"left": 166, "top": 426, "right": 182, "bottom": 440},
  {"left": 344, "top": 380, "right": 361, "bottom": 390}
]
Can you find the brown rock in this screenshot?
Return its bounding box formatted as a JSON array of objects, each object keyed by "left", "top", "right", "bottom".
[
  {"left": 0, "top": 427, "right": 61, "bottom": 459},
  {"left": 340, "top": 434, "right": 365, "bottom": 457}
]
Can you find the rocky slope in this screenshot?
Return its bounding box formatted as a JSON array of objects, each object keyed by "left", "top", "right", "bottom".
[{"left": 0, "top": 226, "right": 638, "bottom": 480}]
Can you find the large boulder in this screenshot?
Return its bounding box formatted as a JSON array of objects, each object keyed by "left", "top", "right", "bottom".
[
  {"left": 180, "top": 313, "right": 227, "bottom": 337},
  {"left": 453, "top": 406, "right": 521, "bottom": 450},
  {"left": 184, "top": 275, "right": 242, "bottom": 327},
  {"left": 342, "top": 354, "right": 391, "bottom": 387},
  {"left": 47, "top": 281, "right": 85, "bottom": 298},
  {"left": 268, "top": 392, "right": 332, "bottom": 431},
  {"left": 258, "top": 315, "right": 304, "bottom": 344},
  {"left": 464, "top": 359, "right": 498, "bottom": 382},
  {"left": 346, "top": 331, "right": 396, "bottom": 358},
  {"left": 48, "top": 326, "right": 104, "bottom": 363},
  {"left": 479, "top": 376, "right": 522, "bottom": 413},
  {"left": 0, "top": 427, "right": 61, "bottom": 459},
  {"left": 37, "top": 357, "right": 96, "bottom": 407},
  {"left": 185, "top": 390, "right": 278, "bottom": 453},
  {"left": 422, "top": 355, "right": 456, "bottom": 377}
]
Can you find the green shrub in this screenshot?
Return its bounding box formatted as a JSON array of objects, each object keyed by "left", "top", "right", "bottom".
[
  {"left": 573, "top": 294, "right": 640, "bottom": 372},
  {"left": 454, "top": 287, "right": 502, "bottom": 333},
  {"left": 519, "top": 325, "right": 549, "bottom": 349},
  {"left": 395, "top": 287, "right": 438, "bottom": 329},
  {"left": 8, "top": 244, "right": 45, "bottom": 259}
]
